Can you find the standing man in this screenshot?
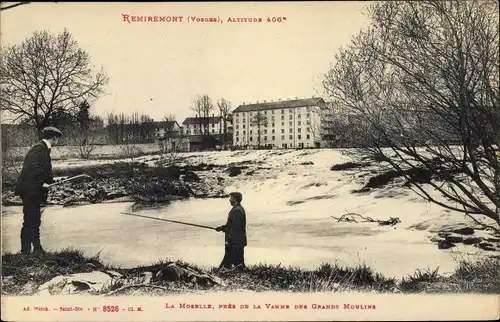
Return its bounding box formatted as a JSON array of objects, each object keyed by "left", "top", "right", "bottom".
[
  {"left": 216, "top": 192, "right": 247, "bottom": 271},
  {"left": 15, "top": 126, "right": 63, "bottom": 256}
]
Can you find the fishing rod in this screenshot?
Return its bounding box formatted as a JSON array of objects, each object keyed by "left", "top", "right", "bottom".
[
  {"left": 2, "top": 174, "right": 94, "bottom": 200},
  {"left": 47, "top": 174, "right": 94, "bottom": 188},
  {"left": 121, "top": 212, "right": 217, "bottom": 231}
]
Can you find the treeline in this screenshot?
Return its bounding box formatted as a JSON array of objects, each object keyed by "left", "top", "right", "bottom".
[{"left": 105, "top": 112, "right": 157, "bottom": 144}]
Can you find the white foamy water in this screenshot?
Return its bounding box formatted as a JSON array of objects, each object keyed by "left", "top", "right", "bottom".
[{"left": 2, "top": 149, "right": 496, "bottom": 278}]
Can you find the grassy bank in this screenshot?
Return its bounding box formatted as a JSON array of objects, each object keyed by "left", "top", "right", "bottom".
[{"left": 2, "top": 249, "right": 499, "bottom": 296}]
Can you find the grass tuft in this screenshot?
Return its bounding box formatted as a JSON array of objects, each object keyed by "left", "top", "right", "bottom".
[{"left": 2, "top": 250, "right": 499, "bottom": 295}]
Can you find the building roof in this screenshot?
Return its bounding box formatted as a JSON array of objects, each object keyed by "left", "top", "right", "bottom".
[
  {"left": 153, "top": 120, "right": 180, "bottom": 129},
  {"left": 232, "top": 97, "right": 326, "bottom": 113},
  {"left": 182, "top": 116, "right": 222, "bottom": 125}
]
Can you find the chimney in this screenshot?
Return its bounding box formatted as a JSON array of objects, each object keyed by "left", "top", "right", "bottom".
[
  {"left": 264, "top": 100, "right": 267, "bottom": 102},
  {"left": 295, "top": 96, "right": 298, "bottom": 99}
]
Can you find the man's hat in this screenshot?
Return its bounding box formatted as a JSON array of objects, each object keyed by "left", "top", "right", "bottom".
[{"left": 41, "top": 126, "right": 63, "bottom": 138}]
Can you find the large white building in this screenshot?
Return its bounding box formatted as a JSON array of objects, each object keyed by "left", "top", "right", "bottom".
[{"left": 232, "top": 97, "right": 325, "bottom": 149}]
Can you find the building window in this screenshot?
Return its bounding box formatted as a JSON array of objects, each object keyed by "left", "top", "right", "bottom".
[
  {"left": 243, "top": 131, "right": 246, "bottom": 135},
  {"left": 272, "top": 129, "right": 275, "bottom": 134},
  {"left": 212, "top": 123, "right": 215, "bottom": 128},
  {"left": 288, "top": 135, "right": 292, "bottom": 140},
  {"left": 289, "top": 121, "right": 292, "bottom": 127},
  {"left": 307, "top": 127, "right": 310, "bottom": 132},
  {"left": 298, "top": 128, "right": 301, "bottom": 133},
  {"left": 289, "top": 115, "right": 292, "bottom": 120},
  {"left": 307, "top": 134, "right": 310, "bottom": 139},
  {"left": 264, "top": 129, "right": 268, "bottom": 134},
  {"left": 281, "top": 115, "right": 284, "bottom": 121},
  {"left": 272, "top": 110, "right": 275, "bottom": 114},
  {"left": 306, "top": 107, "right": 311, "bottom": 112},
  {"left": 264, "top": 136, "right": 267, "bottom": 141},
  {"left": 281, "top": 129, "right": 285, "bottom": 133},
  {"left": 272, "top": 122, "right": 275, "bottom": 127},
  {"left": 281, "top": 109, "right": 284, "bottom": 114},
  {"left": 236, "top": 131, "right": 239, "bottom": 136},
  {"left": 298, "top": 135, "right": 302, "bottom": 140},
  {"left": 243, "top": 124, "right": 246, "bottom": 129},
  {"left": 272, "top": 136, "right": 275, "bottom": 140},
  {"left": 264, "top": 110, "right": 267, "bottom": 114},
  {"left": 250, "top": 137, "right": 253, "bottom": 141},
  {"left": 281, "top": 135, "right": 285, "bottom": 140},
  {"left": 250, "top": 130, "right": 253, "bottom": 135},
  {"left": 307, "top": 113, "right": 310, "bottom": 118},
  {"left": 243, "top": 118, "right": 246, "bottom": 123},
  {"left": 236, "top": 125, "right": 239, "bottom": 129},
  {"left": 272, "top": 116, "right": 275, "bottom": 121},
  {"left": 236, "top": 137, "right": 239, "bottom": 142},
  {"left": 298, "top": 114, "right": 301, "bottom": 119},
  {"left": 235, "top": 118, "right": 239, "bottom": 123},
  {"left": 281, "top": 122, "right": 284, "bottom": 127},
  {"left": 289, "top": 128, "right": 292, "bottom": 133}
]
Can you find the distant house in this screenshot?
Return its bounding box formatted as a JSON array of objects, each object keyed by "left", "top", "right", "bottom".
[
  {"left": 182, "top": 115, "right": 224, "bottom": 136},
  {"left": 182, "top": 114, "right": 233, "bottom": 151},
  {"left": 153, "top": 120, "right": 182, "bottom": 140},
  {"left": 153, "top": 120, "right": 189, "bottom": 152},
  {"left": 232, "top": 97, "right": 325, "bottom": 149}
]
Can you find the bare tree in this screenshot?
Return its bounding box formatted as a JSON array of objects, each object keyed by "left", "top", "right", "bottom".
[
  {"left": 323, "top": 1, "right": 500, "bottom": 232},
  {"left": 217, "top": 98, "right": 231, "bottom": 149},
  {"left": 75, "top": 100, "right": 94, "bottom": 159},
  {"left": 0, "top": 29, "right": 109, "bottom": 136},
  {"left": 251, "top": 111, "right": 268, "bottom": 149},
  {"left": 190, "top": 97, "right": 203, "bottom": 136},
  {"left": 191, "top": 94, "right": 215, "bottom": 150},
  {"left": 106, "top": 113, "right": 120, "bottom": 144},
  {"left": 199, "top": 95, "right": 215, "bottom": 136}
]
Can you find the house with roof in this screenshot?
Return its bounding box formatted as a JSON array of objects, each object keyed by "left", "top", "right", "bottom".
[
  {"left": 153, "top": 120, "right": 190, "bottom": 152},
  {"left": 232, "top": 97, "right": 326, "bottom": 149},
  {"left": 181, "top": 114, "right": 233, "bottom": 151}
]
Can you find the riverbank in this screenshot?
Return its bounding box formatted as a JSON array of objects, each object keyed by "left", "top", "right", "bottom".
[
  {"left": 2, "top": 249, "right": 499, "bottom": 296},
  {"left": 2, "top": 149, "right": 499, "bottom": 294}
]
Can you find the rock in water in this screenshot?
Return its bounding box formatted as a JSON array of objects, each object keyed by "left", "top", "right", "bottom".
[
  {"left": 452, "top": 227, "right": 475, "bottom": 235},
  {"left": 476, "top": 242, "right": 496, "bottom": 251},
  {"left": 438, "top": 240, "right": 456, "bottom": 250},
  {"left": 444, "top": 234, "right": 464, "bottom": 243},
  {"left": 227, "top": 166, "right": 242, "bottom": 177},
  {"left": 463, "top": 237, "right": 482, "bottom": 245}
]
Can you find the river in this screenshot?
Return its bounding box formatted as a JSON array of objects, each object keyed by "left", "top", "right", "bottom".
[{"left": 1, "top": 195, "right": 479, "bottom": 278}]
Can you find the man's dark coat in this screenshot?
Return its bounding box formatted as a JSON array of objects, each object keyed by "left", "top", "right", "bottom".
[
  {"left": 221, "top": 204, "right": 247, "bottom": 248},
  {"left": 15, "top": 140, "right": 54, "bottom": 199}
]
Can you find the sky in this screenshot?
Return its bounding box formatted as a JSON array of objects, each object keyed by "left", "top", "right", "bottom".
[{"left": 1, "top": 1, "right": 370, "bottom": 123}]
